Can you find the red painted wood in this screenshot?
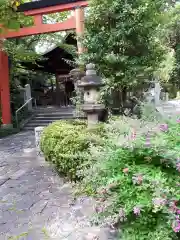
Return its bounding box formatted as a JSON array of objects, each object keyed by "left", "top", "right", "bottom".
[
  {"left": 34, "top": 15, "right": 42, "bottom": 25},
  {"left": 0, "top": 51, "right": 11, "bottom": 125},
  {"left": 24, "top": 1, "right": 88, "bottom": 16},
  {"left": 75, "top": 8, "right": 84, "bottom": 54},
  {"left": 0, "top": 17, "right": 76, "bottom": 39}
]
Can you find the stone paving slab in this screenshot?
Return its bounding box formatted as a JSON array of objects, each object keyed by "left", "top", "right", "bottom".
[{"left": 0, "top": 131, "right": 115, "bottom": 240}]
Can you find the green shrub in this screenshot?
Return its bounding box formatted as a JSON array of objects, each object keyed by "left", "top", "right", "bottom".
[
  {"left": 40, "top": 120, "right": 105, "bottom": 181},
  {"left": 0, "top": 127, "right": 19, "bottom": 138},
  {"left": 77, "top": 117, "right": 180, "bottom": 239},
  {"left": 140, "top": 102, "right": 163, "bottom": 122}
]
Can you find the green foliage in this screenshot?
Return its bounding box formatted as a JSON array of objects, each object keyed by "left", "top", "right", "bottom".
[
  {"left": 77, "top": 117, "right": 180, "bottom": 239},
  {"left": 40, "top": 120, "right": 105, "bottom": 181},
  {"left": 81, "top": 0, "right": 169, "bottom": 91},
  {"left": 166, "top": 4, "right": 180, "bottom": 89},
  {"left": 0, "top": 127, "right": 19, "bottom": 138},
  {"left": 140, "top": 103, "right": 163, "bottom": 122},
  {"left": 0, "top": 0, "right": 33, "bottom": 31},
  {"left": 154, "top": 48, "right": 176, "bottom": 82}
]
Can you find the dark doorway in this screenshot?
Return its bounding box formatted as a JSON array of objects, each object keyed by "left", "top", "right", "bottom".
[{"left": 54, "top": 75, "right": 75, "bottom": 107}]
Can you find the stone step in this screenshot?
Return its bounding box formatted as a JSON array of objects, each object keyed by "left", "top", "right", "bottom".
[
  {"left": 34, "top": 107, "right": 74, "bottom": 113},
  {"left": 31, "top": 115, "right": 74, "bottom": 121},
  {"left": 29, "top": 118, "right": 77, "bottom": 124},
  {"left": 22, "top": 105, "right": 78, "bottom": 130},
  {"left": 25, "top": 122, "right": 51, "bottom": 127},
  {"left": 23, "top": 116, "right": 85, "bottom": 131},
  {"left": 23, "top": 127, "right": 41, "bottom": 131},
  {"left": 36, "top": 112, "right": 74, "bottom": 118},
  {"left": 25, "top": 118, "right": 75, "bottom": 126}
]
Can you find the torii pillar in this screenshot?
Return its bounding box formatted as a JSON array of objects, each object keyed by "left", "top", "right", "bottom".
[
  {"left": 75, "top": 7, "right": 85, "bottom": 54},
  {"left": 0, "top": 50, "right": 11, "bottom": 127}
]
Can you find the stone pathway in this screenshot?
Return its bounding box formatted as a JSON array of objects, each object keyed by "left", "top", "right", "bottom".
[{"left": 0, "top": 132, "right": 114, "bottom": 240}]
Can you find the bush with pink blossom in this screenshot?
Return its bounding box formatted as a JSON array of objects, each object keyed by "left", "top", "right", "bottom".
[{"left": 77, "top": 117, "right": 180, "bottom": 239}]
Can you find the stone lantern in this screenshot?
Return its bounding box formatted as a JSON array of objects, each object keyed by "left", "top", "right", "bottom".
[{"left": 77, "top": 63, "right": 105, "bottom": 127}]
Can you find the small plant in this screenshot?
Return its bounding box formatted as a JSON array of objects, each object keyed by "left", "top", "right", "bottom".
[
  {"left": 42, "top": 227, "right": 50, "bottom": 239},
  {"left": 8, "top": 232, "right": 29, "bottom": 240}
]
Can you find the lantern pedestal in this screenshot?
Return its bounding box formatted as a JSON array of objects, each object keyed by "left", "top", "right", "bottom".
[{"left": 82, "top": 104, "right": 105, "bottom": 127}]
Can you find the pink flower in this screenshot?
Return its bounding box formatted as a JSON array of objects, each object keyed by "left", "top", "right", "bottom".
[
  {"left": 144, "top": 132, "right": 151, "bottom": 147},
  {"left": 133, "top": 206, "right": 141, "bottom": 216},
  {"left": 132, "top": 174, "right": 143, "bottom": 185},
  {"left": 177, "top": 119, "right": 180, "bottom": 123},
  {"left": 177, "top": 209, "right": 180, "bottom": 215},
  {"left": 172, "top": 219, "right": 180, "bottom": 232},
  {"left": 169, "top": 201, "right": 177, "bottom": 213},
  {"left": 152, "top": 197, "right": 167, "bottom": 208},
  {"left": 95, "top": 205, "right": 104, "bottom": 213},
  {"left": 173, "top": 225, "right": 180, "bottom": 233},
  {"left": 119, "top": 208, "right": 126, "bottom": 222},
  {"left": 131, "top": 129, "right": 136, "bottom": 140},
  {"left": 123, "top": 168, "right": 129, "bottom": 173},
  {"left": 97, "top": 188, "right": 107, "bottom": 195},
  {"left": 159, "top": 124, "right": 168, "bottom": 132},
  {"left": 144, "top": 140, "right": 151, "bottom": 147},
  {"left": 176, "top": 162, "right": 180, "bottom": 172}
]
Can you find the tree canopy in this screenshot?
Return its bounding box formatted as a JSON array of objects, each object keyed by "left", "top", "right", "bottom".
[{"left": 80, "top": 0, "right": 176, "bottom": 92}]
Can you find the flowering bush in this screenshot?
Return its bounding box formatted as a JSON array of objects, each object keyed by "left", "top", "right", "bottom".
[{"left": 77, "top": 117, "right": 180, "bottom": 239}]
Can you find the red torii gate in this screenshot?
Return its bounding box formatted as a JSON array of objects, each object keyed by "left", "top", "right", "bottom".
[{"left": 0, "top": 0, "right": 88, "bottom": 127}]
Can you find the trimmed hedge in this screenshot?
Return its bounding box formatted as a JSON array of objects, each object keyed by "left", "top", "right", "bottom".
[{"left": 40, "top": 120, "right": 104, "bottom": 181}]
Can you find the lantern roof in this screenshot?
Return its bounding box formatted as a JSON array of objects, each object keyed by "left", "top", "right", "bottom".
[{"left": 77, "top": 63, "right": 104, "bottom": 88}]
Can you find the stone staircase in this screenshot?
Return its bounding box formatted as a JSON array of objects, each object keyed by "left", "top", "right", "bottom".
[{"left": 23, "top": 106, "right": 77, "bottom": 131}]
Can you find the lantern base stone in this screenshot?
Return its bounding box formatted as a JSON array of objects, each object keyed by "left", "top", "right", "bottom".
[
  {"left": 82, "top": 103, "right": 105, "bottom": 128},
  {"left": 87, "top": 113, "right": 99, "bottom": 127},
  {"left": 82, "top": 103, "right": 105, "bottom": 113}
]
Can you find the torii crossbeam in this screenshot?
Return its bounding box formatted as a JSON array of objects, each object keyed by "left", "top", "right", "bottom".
[
  {"left": 0, "top": 0, "right": 88, "bottom": 38},
  {"left": 0, "top": 0, "right": 88, "bottom": 127}
]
